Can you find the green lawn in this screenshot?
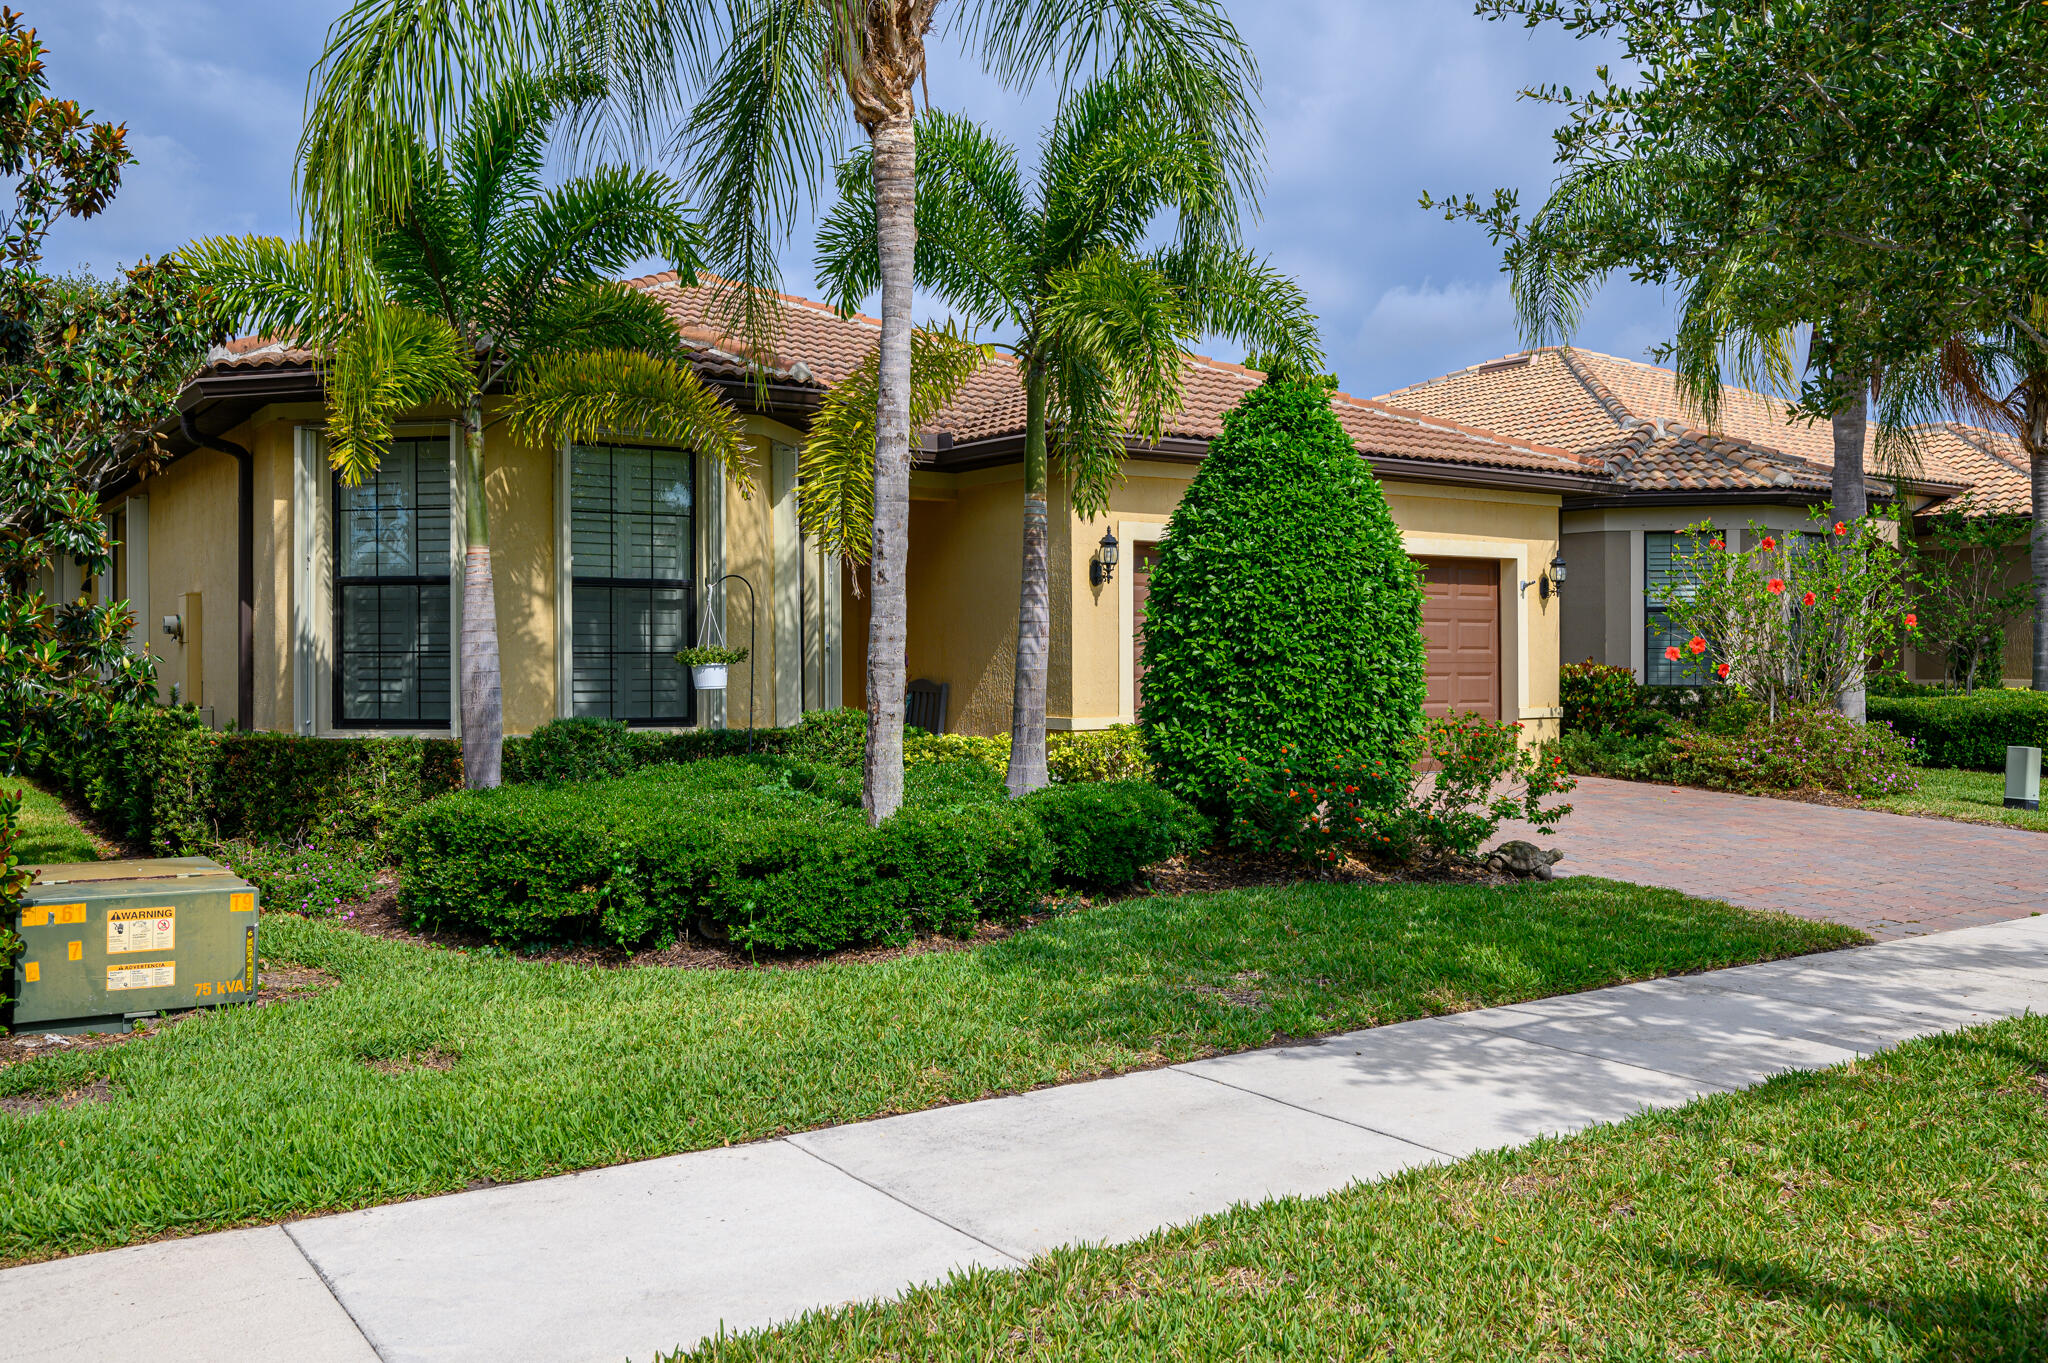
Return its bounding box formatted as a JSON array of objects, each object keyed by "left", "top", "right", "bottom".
[
  {"left": 1873, "top": 766, "right": 2048, "bottom": 833},
  {"left": 664, "top": 1015, "right": 2048, "bottom": 1362},
  {"left": 8, "top": 780, "right": 105, "bottom": 863},
  {"left": 0, "top": 877, "right": 1858, "bottom": 1264}
]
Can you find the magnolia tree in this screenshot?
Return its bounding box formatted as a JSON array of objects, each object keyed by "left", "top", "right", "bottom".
[{"left": 1656, "top": 514, "right": 1916, "bottom": 720}]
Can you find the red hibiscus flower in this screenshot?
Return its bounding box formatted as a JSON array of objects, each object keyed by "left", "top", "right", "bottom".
[
  {"left": 1833, "top": 521, "right": 1847, "bottom": 535},
  {"left": 1664, "top": 645, "right": 1682, "bottom": 661},
  {"left": 1767, "top": 577, "right": 1785, "bottom": 594},
  {"left": 1715, "top": 661, "right": 1731, "bottom": 679},
  {"left": 1802, "top": 591, "right": 1817, "bottom": 607},
  {"left": 1709, "top": 538, "right": 1725, "bottom": 550},
  {"left": 1760, "top": 536, "right": 1777, "bottom": 551},
  {"left": 1688, "top": 636, "right": 1707, "bottom": 655},
  {"left": 1905, "top": 613, "right": 1918, "bottom": 627}
]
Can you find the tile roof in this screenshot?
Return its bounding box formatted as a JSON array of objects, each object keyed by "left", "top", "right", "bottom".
[
  {"left": 1908, "top": 423, "right": 2033, "bottom": 517},
  {"left": 1374, "top": 346, "right": 1986, "bottom": 503},
  {"left": 206, "top": 335, "right": 315, "bottom": 371}
]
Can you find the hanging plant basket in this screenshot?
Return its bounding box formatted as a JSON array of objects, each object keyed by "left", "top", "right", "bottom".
[{"left": 675, "top": 645, "right": 748, "bottom": 692}]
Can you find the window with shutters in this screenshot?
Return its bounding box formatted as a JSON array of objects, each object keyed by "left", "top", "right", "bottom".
[
  {"left": 334, "top": 439, "right": 452, "bottom": 727},
  {"left": 570, "top": 443, "right": 695, "bottom": 724},
  {"left": 1644, "top": 528, "right": 1718, "bottom": 686}
]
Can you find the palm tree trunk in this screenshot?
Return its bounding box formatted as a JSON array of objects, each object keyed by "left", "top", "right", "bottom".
[
  {"left": 1831, "top": 373, "right": 1869, "bottom": 722},
  {"left": 2030, "top": 378, "right": 2048, "bottom": 691},
  {"left": 863, "top": 110, "right": 916, "bottom": 825},
  {"left": 460, "top": 399, "right": 504, "bottom": 789},
  {"left": 1005, "top": 359, "right": 1051, "bottom": 796}
]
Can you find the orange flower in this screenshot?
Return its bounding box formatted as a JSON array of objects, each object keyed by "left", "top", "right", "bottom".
[
  {"left": 1687, "top": 636, "right": 1707, "bottom": 655},
  {"left": 1767, "top": 577, "right": 1785, "bottom": 594},
  {"left": 1709, "top": 538, "right": 1725, "bottom": 550},
  {"left": 1905, "top": 612, "right": 1918, "bottom": 627},
  {"left": 1664, "top": 645, "right": 1682, "bottom": 661},
  {"left": 1802, "top": 590, "right": 1817, "bottom": 606},
  {"left": 1833, "top": 520, "right": 1847, "bottom": 535},
  {"left": 1760, "top": 536, "right": 1777, "bottom": 551},
  {"left": 1715, "top": 661, "right": 1731, "bottom": 679}
]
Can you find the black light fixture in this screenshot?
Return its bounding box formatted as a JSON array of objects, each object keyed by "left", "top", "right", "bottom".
[
  {"left": 1090, "top": 529, "right": 1120, "bottom": 587},
  {"left": 1545, "top": 551, "right": 1567, "bottom": 600}
]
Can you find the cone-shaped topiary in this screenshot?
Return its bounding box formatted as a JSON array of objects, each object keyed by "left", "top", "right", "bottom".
[{"left": 1140, "top": 377, "right": 1427, "bottom": 812}]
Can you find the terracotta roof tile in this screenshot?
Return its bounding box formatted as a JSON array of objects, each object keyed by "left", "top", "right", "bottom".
[
  {"left": 1910, "top": 423, "right": 2033, "bottom": 516},
  {"left": 1376, "top": 345, "right": 1985, "bottom": 501},
  {"left": 197, "top": 278, "right": 1605, "bottom": 482}
]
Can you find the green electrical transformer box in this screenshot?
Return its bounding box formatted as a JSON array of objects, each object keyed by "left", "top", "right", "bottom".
[{"left": 11, "top": 857, "right": 259, "bottom": 1034}]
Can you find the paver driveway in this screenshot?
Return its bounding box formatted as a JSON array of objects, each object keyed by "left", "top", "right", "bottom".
[{"left": 1514, "top": 775, "right": 2048, "bottom": 938}]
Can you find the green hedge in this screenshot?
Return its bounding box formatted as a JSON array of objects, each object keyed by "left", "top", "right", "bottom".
[
  {"left": 390, "top": 757, "right": 1053, "bottom": 952},
  {"left": 1868, "top": 691, "right": 2048, "bottom": 770},
  {"left": 1020, "top": 781, "right": 1208, "bottom": 892}
]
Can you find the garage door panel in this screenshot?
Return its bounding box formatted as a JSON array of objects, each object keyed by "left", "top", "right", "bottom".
[{"left": 1418, "top": 556, "right": 1500, "bottom": 722}]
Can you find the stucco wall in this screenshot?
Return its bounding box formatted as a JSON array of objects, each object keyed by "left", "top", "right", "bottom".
[
  {"left": 1559, "top": 528, "right": 1631, "bottom": 668},
  {"left": 135, "top": 446, "right": 237, "bottom": 718}
]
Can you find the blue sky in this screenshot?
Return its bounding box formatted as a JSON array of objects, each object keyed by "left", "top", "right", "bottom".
[{"left": 37, "top": 1, "right": 1674, "bottom": 399}]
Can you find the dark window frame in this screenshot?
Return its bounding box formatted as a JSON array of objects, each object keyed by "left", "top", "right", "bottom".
[
  {"left": 331, "top": 439, "right": 453, "bottom": 731},
  {"left": 569, "top": 442, "right": 697, "bottom": 728},
  {"left": 1644, "top": 527, "right": 1720, "bottom": 687}
]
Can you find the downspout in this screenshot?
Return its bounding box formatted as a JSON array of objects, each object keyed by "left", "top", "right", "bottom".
[{"left": 180, "top": 410, "right": 256, "bottom": 731}]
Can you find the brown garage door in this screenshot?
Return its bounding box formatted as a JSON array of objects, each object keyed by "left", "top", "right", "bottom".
[
  {"left": 1132, "top": 542, "right": 1159, "bottom": 714},
  {"left": 1419, "top": 557, "right": 1500, "bottom": 720}
]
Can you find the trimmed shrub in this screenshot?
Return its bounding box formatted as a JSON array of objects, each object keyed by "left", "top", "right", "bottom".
[
  {"left": 509, "top": 717, "right": 637, "bottom": 783},
  {"left": 780, "top": 707, "right": 869, "bottom": 766},
  {"left": 1139, "top": 378, "right": 1426, "bottom": 815},
  {"left": 1560, "top": 660, "right": 1640, "bottom": 734},
  {"left": 389, "top": 756, "right": 1050, "bottom": 952},
  {"left": 1868, "top": 691, "right": 2048, "bottom": 770},
  {"left": 1047, "top": 726, "right": 1152, "bottom": 783},
  {"left": 1019, "top": 781, "right": 1206, "bottom": 892}
]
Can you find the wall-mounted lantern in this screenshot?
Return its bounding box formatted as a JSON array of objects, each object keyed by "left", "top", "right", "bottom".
[
  {"left": 1522, "top": 553, "right": 1568, "bottom": 603},
  {"left": 1090, "top": 530, "right": 1120, "bottom": 587}
]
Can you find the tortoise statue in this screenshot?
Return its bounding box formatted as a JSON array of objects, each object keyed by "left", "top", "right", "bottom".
[{"left": 1485, "top": 840, "right": 1564, "bottom": 880}]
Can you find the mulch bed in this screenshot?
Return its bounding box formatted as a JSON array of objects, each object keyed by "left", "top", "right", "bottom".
[{"left": 0, "top": 964, "right": 338, "bottom": 1076}]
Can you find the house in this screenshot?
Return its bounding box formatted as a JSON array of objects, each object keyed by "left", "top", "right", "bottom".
[
  {"left": 1377, "top": 347, "right": 2037, "bottom": 687},
  {"left": 90, "top": 276, "right": 1598, "bottom": 744}
]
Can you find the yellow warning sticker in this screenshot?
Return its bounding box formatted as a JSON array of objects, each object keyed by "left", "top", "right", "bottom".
[
  {"left": 107, "top": 961, "right": 174, "bottom": 991},
  {"left": 107, "top": 906, "right": 174, "bottom": 955},
  {"left": 52, "top": 903, "right": 85, "bottom": 925},
  {"left": 23, "top": 961, "right": 37, "bottom": 983},
  {"left": 231, "top": 892, "right": 254, "bottom": 915},
  {"left": 67, "top": 940, "right": 82, "bottom": 961}
]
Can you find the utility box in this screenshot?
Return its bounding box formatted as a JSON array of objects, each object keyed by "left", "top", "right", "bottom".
[{"left": 11, "top": 857, "right": 259, "bottom": 1034}]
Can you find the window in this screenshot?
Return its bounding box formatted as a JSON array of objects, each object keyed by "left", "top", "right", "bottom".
[
  {"left": 334, "top": 438, "right": 452, "bottom": 727},
  {"left": 570, "top": 443, "right": 694, "bottom": 724},
  {"left": 1644, "top": 529, "right": 1717, "bottom": 686}
]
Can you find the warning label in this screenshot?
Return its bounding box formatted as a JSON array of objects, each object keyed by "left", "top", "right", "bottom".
[
  {"left": 107, "top": 906, "right": 175, "bottom": 955},
  {"left": 107, "top": 961, "right": 174, "bottom": 991}
]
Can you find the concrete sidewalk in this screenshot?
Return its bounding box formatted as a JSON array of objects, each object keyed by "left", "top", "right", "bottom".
[{"left": 8, "top": 915, "right": 2047, "bottom": 1363}]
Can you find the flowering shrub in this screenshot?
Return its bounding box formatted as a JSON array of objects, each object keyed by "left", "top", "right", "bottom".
[
  {"left": 1666, "top": 708, "right": 1920, "bottom": 797},
  {"left": 1655, "top": 511, "right": 1916, "bottom": 716},
  {"left": 209, "top": 837, "right": 383, "bottom": 917},
  {"left": 1383, "top": 715, "right": 1575, "bottom": 862},
  {"left": 1222, "top": 714, "right": 1574, "bottom": 867},
  {"left": 1560, "top": 659, "right": 1640, "bottom": 734}
]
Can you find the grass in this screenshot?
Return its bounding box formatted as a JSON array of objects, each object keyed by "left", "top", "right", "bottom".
[
  {"left": 663, "top": 1015, "right": 2048, "bottom": 1362},
  {"left": 1872, "top": 766, "right": 2048, "bottom": 834},
  {"left": 0, "top": 877, "right": 1858, "bottom": 1265},
  {"left": 8, "top": 780, "right": 105, "bottom": 864}
]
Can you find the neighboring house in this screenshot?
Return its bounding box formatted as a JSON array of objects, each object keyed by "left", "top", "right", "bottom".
[
  {"left": 1378, "top": 347, "right": 2036, "bottom": 687},
  {"left": 91, "top": 276, "right": 1599, "bottom": 744}
]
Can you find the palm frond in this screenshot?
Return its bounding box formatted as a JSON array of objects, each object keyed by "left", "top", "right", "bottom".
[
  {"left": 323, "top": 303, "right": 474, "bottom": 483},
  {"left": 679, "top": 0, "right": 843, "bottom": 381},
  {"left": 1039, "top": 251, "right": 1189, "bottom": 444},
  {"left": 177, "top": 236, "right": 339, "bottom": 349},
  {"left": 507, "top": 348, "right": 750, "bottom": 491},
  {"left": 816, "top": 110, "right": 1033, "bottom": 328},
  {"left": 1150, "top": 239, "right": 1322, "bottom": 373},
  {"left": 488, "top": 164, "right": 705, "bottom": 341},
  {"left": 798, "top": 323, "right": 992, "bottom": 565},
  {"left": 520, "top": 279, "right": 687, "bottom": 366}
]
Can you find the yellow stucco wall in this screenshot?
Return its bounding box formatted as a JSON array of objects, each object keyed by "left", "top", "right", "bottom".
[{"left": 134, "top": 446, "right": 237, "bottom": 716}]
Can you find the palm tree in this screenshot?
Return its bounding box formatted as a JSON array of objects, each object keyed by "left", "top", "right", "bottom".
[
  {"left": 300, "top": 0, "right": 1259, "bottom": 824},
  {"left": 806, "top": 67, "right": 1319, "bottom": 792},
  {"left": 186, "top": 72, "right": 746, "bottom": 787}
]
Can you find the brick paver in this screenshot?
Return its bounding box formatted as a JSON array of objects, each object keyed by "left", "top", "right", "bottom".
[{"left": 1509, "top": 776, "right": 2048, "bottom": 938}]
